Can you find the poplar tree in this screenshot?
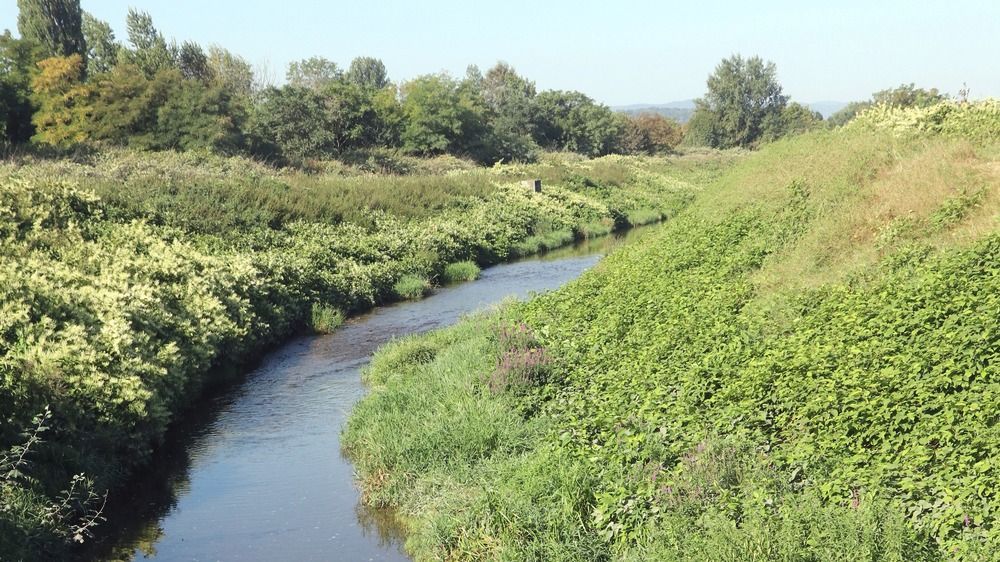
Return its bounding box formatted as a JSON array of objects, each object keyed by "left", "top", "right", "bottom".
[{"left": 16, "top": 0, "right": 85, "bottom": 59}]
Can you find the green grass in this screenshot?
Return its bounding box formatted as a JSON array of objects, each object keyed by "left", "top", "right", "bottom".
[
  {"left": 310, "top": 303, "right": 345, "bottom": 334},
  {"left": 393, "top": 274, "right": 432, "bottom": 300},
  {"left": 576, "top": 220, "right": 615, "bottom": 238},
  {"left": 624, "top": 208, "right": 663, "bottom": 226},
  {"left": 442, "top": 261, "right": 481, "bottom": 284},
  {"left": 345, "top": 120, "right": 1000, "bottom": 561}
]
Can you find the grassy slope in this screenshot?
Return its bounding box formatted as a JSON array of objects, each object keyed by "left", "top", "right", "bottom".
[
  {"left": 345, "top": 123, "right": 999, "bottom": 561},
  {"left": 0, "top": 149, "right": 723, "bottom": 559}
]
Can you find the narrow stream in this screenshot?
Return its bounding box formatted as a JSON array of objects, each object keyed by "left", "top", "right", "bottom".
[{"left": 91, "top": 228, "right": 649, "bottom": 562}]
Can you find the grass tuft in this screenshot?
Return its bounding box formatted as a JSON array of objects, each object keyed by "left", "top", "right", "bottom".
[
  {"left": 442, "top": 261, "right": 481, "bottom": 284},
  {"left": 309, "top": 303, "right": 344, "bottom": 334},
  {"left": 393, "top": 274, "right": 432, "bottom": 300}
]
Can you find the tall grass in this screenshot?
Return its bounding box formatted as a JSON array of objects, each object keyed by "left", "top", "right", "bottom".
[{"left": 442, "top": 261, "right": 481, "bottom": 284}]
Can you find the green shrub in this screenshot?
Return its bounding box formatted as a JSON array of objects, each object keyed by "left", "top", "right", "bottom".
[
  {"left": 393, "top": 273, "right": 432, "bottom": 300},
  {"left": 442, "top": 261, "right": 481, "bottom": 284}
]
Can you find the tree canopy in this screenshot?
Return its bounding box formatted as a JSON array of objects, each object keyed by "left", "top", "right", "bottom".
[
  {"left": 16, "top": 0, "right": 85, "bottom": 60},
  {"left": 688, "top": 54, "right": 788, "bottom": 148}
]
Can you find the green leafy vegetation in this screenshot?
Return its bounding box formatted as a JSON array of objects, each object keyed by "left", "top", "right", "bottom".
[
  {"left": 0, "top": 147, "right": 705, "bottom": 559},
  {"left": 345, "top": 108, "right": 1000, "bottom": 561}
]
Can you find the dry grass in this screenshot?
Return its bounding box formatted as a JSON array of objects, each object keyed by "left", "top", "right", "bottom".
[{"left": 748, "top": 136, "right": 1000, "bottom": 294}]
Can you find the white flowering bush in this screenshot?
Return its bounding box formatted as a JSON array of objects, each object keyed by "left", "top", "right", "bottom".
[{"left": 850, "top": 99, "right": 1000, "bottom": 143}]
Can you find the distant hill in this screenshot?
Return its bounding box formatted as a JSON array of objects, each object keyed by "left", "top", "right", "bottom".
[
  {"left": 615, "top": 99, "right": 849, "bottom": 122},
  {"left": 807, "top": 101, "right": 848, "bottom": 118}
]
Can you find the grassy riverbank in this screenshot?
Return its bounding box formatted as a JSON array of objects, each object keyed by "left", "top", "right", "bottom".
[
  {"left": 0, "top": 149, "right": 731, "bottom": 559},
  {"left": 344, "top": 102, "right": 1000, "bottom": 561}
]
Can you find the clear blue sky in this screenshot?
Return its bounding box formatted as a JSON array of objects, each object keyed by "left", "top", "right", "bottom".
[{"left": 2, "top": 0, "right": 998, "bottom": 105}]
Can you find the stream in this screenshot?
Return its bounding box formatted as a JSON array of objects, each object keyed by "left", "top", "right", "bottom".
[{"left": 91, "top": 227, "right": 649, "bottom": 561}]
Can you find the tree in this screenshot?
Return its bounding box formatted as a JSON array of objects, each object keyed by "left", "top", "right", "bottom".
[
  {"left": 81, "top": 11, "right": 118, "bottom": 75},
  {"left": 368, "top": 86, "right": 404, "bottom": 148},
  {"left": 479, "top": 62, "right": 538, "bottom": 161},
  {"left": 286, "top": 56, "right": 341, "bottom": 90},
  {"left": 118, "top": 9, "right": 176, "bottom": 78},
  {"left": 16, "top": 0, "right": 85, "bottom": 59},
  {"left": 76, "top": 63, "right": 242, "bottom": 152},
  {"left": 621, "top": 113, "right": 683, "bottom": 154},
  {"left": 177, "top": 41, "right": 212, "bottom": 82},
  {"left": 249, "top": 86, "right": 339, "bottom": 160},
  {"left": 30, "top": 54, "right": 93, "bottom": 146},
  {"left": 207, "top": 46, "right": 254, "bottom": 99},
  {"left": 872, "top": 83, "right": 946, "bottom": 108},
  {"left": 145, "top": 72, "right": 244, "bottom": 152},
  {"left": 692, "top": 54, "right": 788, "bottom": 148},
  {"left": 0, "top": 32, "right": 45, "bottom": 144},
  {"left": 827, "top": 84, "right": 946, "bottom": 128},
  {"left": 777, "top": 102, "right": 823, "bottom": 138},
  {"left": 345, "top": 56, "right": 389, "bottom": 90},
  {"left": 399, "top": 74, "right": 491, "bottom": 157},
  {"left": 531, "top": 90, "right": 623, "bottom": 157},
  {"left": 85, "top": 64, "right": 158, "bottom": 143}
]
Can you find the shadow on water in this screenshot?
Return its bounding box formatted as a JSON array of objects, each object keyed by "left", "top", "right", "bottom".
[{"left": 81, "top": 225, "right": 657, "bottom": 562}]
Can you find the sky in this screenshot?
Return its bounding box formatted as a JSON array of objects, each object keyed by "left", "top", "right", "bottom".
[{"left": 2, "top": 0, "right": 999, "bottom": 106}]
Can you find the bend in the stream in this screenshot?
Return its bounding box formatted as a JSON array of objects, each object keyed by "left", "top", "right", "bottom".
[{"left": 84, "top": 226, "right": 655, "bottom": 562}]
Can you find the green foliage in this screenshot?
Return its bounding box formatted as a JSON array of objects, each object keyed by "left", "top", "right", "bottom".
[
  {"left": 310, "top": 303, "right": 345, "bottom": 334},
  {"left": 828, "top": 101, "right": 872, "bottom": 127},
  {"left": 775, "top": 102, "right": 824, "bottom": 138},
  {"left": 1, "top": 151, "right": 692, "bottom": 556},
  {"left": 118, "top": 9, "right": 176, "bottom": 79},
  {"left": 479, "top": 62, "right": 539, "bottom": 162},
  {"left": 346, "top": 56, "right": 389, "bottom": 90},
  {"left": 286, "top": 56, "right": 341, "bottom": 90},
  {"left": 81, "top": 11, "right": 118, "bottom": 76},
  {"left": 442, "top": 261, "right": 481, "bottom": 284},
  {"left": 16, "top": 0, "right": 85, "bottom": 60},
  {"left": 206, "top": 46, "right": 254, "bottom": 100},
  {"left": 872, "top": 83, "right": 947, "bottom": 108},
  {"left": 533, "top": 90, "right": 624, "bottom": 157},
  {"left": 400, "top": 74, "right": 475, "bottom": 157},
  {"left": 394, "top": 274, "right": 432, "bottom": 300},
  {"left": 849, "top": 99, "right": 1000, "bottom": 144},
  {"left": 177, "top": 41, "right": 211, "bottom": 82},
  {"left": 692, "top": 54, "right": 788, "bottom": 148},
  {"left": 345, "top": 126, "right": 1000, "bottom": 561},
  {"left": 0, "top": 31, "right": 44, "bottom": 144},
  {"left": 1, "top": 408, "right": 107, "bottom": 559},
  {"left": 248, "top": 86, "right": 341, "bottom": 160}
]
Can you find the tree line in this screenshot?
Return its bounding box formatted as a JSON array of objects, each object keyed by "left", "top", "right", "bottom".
[
  {"left": 2, "top": 1, "right": 949, "bottom": 164},
  {"left": 2, "top": 1, "right": 685, "bottom": 164}
]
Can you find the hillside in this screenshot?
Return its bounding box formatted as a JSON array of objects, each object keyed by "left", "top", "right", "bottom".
[{"left": 345, "top": 101, "right": 1000, "bottom": 561}]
